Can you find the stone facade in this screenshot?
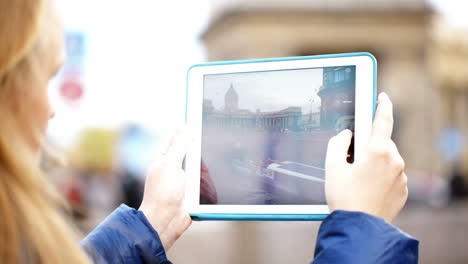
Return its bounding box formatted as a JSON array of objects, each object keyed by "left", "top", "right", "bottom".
[
  {"left": 201, "top": 0, "right": 448, "bottom": 176},
  {"left": 203, "top": 84, "right": 303, "bottom": 131}
]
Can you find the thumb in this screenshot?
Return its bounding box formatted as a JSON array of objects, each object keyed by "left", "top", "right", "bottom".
[{"left": 325, "top": 129, "right": 353, "bottom": 169}]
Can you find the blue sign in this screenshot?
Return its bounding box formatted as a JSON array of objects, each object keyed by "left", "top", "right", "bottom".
[{"left": 439, "top": 126, "right": 465, "bottom": 162}]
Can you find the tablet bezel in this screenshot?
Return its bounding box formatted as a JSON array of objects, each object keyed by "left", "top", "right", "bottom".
[{"left": 185, "top": 53, "right": 376, "bottom": 216}]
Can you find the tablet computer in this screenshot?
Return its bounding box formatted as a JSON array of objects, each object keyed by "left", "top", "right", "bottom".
[{"left": 185, "top": 52, "right": 377, "bottom": 221}]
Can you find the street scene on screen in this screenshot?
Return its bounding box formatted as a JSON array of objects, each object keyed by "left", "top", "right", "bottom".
[{"left": 201, "top": 66, "right": 356, "bottom": 205}]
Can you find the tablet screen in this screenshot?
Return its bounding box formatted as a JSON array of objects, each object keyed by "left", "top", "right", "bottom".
[{"left": 201, "top": 66, "right": 355, "bottom": 205}]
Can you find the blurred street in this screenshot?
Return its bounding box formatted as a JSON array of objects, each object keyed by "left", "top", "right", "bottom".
[
  {"left": 168, "top": 202, "right": 468, "bottom": 264},
  {"left": 202, "top": 127, "right": 332, "bottom": 204}
]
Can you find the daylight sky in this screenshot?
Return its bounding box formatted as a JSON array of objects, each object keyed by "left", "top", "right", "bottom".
[
  {"left": 430, "top": 0, "right": 468, "bottom": 28},
  {"left": 204, "top": 69, "right": 323, "bottom": 113},
  {"left": 49, "top": 0, "right": 210, "bottom": 146}
]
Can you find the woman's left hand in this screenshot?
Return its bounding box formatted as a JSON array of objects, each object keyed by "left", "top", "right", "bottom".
[{"left": 139, "top": 128, "right": 192, "bottom": 251}]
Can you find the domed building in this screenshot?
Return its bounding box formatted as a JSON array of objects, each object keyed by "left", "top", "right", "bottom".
[
  {"left": 203, "top": 83, "right": 303, "bottom": 131},
  {"left": 224, "top": 83, "right": 239, "bottom": 112}
]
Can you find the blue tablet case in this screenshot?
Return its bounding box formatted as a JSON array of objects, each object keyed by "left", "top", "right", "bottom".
[{"left": 186, "top": 52, "right": 377, "bottom": 221}]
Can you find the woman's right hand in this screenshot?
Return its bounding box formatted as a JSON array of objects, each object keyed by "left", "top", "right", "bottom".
[{"left": 325, "top": 92, "right": 407, "bottom": 223}]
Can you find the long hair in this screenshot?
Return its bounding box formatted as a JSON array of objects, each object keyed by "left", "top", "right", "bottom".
[{"left": 0, "top": 0, "right": 89, "bottom": 263}]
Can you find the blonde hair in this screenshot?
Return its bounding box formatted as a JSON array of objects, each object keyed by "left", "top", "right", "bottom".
[{"left": 0, "top": 0, "right": 89, "bottom": 263}]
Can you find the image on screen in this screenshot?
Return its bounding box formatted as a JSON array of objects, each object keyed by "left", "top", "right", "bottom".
[{"left": 200, "top": 66, "right": 356, "bottom": 205}]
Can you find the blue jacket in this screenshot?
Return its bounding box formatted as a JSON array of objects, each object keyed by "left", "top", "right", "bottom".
[{"left": 81, "top": 205, "right": 418, "bottom": 263}]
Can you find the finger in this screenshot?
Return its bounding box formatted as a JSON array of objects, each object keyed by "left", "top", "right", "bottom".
[
  {"left": 177, "top": 169, "right": 187, "bottom": 183},
  {"left": 370, "top": 92, "right": 394, "bottom": 142},
  {"left": 325, "top": 129, "right": 353, "bottom": 168},
  {"left": 153, "top": 128, "right": 178, "bottom": 158},
  {"left": 161, "top": 128, "right": 180, "bottom": 154},
  {"left": 149, "top": 129, "right": 179, "bottom": 166},
  {"left": 166, "top": 128, "right": 191, "bottom": 166},
  {"left": 401, "top": 172, "right": 408, "bottom": 187}
]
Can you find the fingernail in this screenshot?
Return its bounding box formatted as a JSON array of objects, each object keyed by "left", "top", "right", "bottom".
[
  {"left": 340, "top": 129, "right": 352, "bottom": 137},
  {"left": 345, "top": 129, "right": 353, "bottom": 137},
  {"left": 378, "top": 92, "right": 388, "bottom": 101}
]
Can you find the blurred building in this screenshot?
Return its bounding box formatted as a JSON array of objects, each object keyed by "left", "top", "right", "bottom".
[
  {"left": 167, "top": 1, "right": 468, "bottom": 264},
  {"left": 318, "top": 66, "right": 356, "bottom": 129},
  {"left": 204, "top": 84, "right": 303, "bottom": 131},
  {"left": 430, "top": 21, "right": 468, "bottom": 174},
  {"left": 201, "top": 0, "right": 468, "bottom": 179}
]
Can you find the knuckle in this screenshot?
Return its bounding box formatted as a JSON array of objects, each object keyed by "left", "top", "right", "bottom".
[
  {"left": 398, "top": 158, "right": 406, "bottom": 171},
  {"left": 368, "top": 143, "right": 391, "bottom": 160},
  {"left": 175, "top": 230, "right": 182, "bottom": 239},
  {"left": 391, "top": 155, "right": 405, "bottom": 173},
  {"left": 401, "top": 173, "right": 408, "bottom": 186},
  {"left": 402, "top": 185, "right": 409, "bottom": 200},
  {"left": 379, "top": 112, "right": 393, "bottom": 125}
]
